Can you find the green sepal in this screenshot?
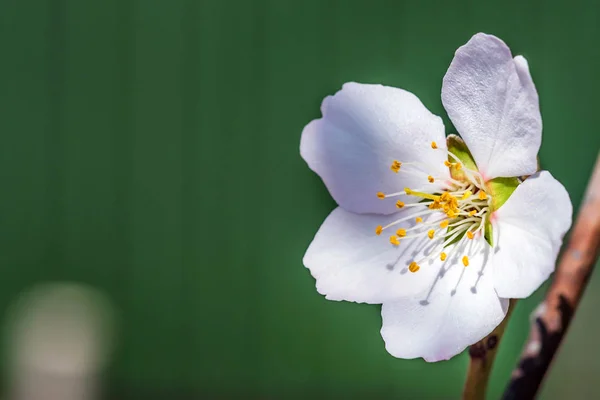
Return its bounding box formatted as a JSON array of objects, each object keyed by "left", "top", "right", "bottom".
[
  {"left": 486, "top": 177, "right": 520, "bottom": 212},
  {"left": 443, "top": 223, "right": 463, "bottom": 248},
  {"left": 446, "top": 134, "right": 478, "bottom": 181},
  {"left": 484, "top": 219, "right": 493, "bottom": 247}
]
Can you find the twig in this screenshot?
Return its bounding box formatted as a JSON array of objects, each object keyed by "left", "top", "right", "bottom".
[
  {"left": 502, "top": 152, "right": 600, "bottom": 400},
  {"left": 463, "top": 299, "right": 517, "bottom": 400}
]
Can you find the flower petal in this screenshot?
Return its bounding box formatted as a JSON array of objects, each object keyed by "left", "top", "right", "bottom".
[
  {"left": 441, "top": 33, "right": 541, "bottom": 180},
  {"left": 301, "top": 82, "right": 449, "bottom": 215},
  {"left": 491, "top": 171, "right": 572, "bottom": 298},
  {"left": 303, "top": 207, "right": 448, "bottom": 304},
  {"left": 381, "top": 239, "right": 508, "bottom": 361}
]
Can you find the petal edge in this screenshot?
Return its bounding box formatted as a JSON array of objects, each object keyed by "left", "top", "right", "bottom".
[
  {"left": 442, "top": 33, "right": 542, "bottom": 180},
  {"left": 301, "top": 82, "right": 449, "bottom": 214}
]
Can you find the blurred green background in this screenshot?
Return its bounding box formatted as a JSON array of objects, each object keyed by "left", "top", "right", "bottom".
[{"left": 0, "top": 0, "right": 599, "bottom": 398}]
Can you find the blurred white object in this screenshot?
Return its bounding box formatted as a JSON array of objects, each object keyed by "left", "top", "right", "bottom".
[{"left": 4, "top": 283, "right": 115, "bottom": 400}]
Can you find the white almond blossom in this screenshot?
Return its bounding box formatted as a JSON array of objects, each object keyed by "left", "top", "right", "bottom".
[{"left": 300, "top": 33, "right": 573, "bottom": 361}]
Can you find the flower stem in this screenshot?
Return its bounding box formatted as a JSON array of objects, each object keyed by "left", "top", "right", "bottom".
[
  {"left": 502, "top": 152, "right": 600, "bottom": 400},
  {"left": 463, "top": 299, "right": 517, "bottom": 400}
]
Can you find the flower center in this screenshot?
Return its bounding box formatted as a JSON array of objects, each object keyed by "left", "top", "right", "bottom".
[{"left": 375, "top": 141, "right": 492, "bottom": 273}]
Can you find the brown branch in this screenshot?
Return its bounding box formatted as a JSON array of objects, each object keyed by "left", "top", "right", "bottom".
[
  {"left": 463, "top": 299, "right": 517, "bottom": 400},
  {"left": 502, "top": 152, "right": 600, "bottom": 400}
]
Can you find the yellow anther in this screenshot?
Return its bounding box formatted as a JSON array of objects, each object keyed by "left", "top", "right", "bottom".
[
  {"left": 440, "top": 192, "right": 450, "bottom": 201},
  {"left": 404, "top": 187, "right": 412, "bottom": 195},
  {"left": 431, "top": 141, "right": 438, "bottom": 149},
  {"left": 455, "top": 163, "right": 462, "bottom": 170},
  {"left": 469, "top": 210, "right": 477, "bottom": 216},
  {"left": 395, "top": 200, "right": 405, "bottom": 209},
  {"left": 427, "top": 229, "right": 435, "bottom": 239},
  {"left": 444, "top": 160, "right": 452, "bottom": 167},
  {"left": 440, "top": 252, "right": 447, "bottom": 261},
  {"left": 447, "top": 210, "right": 457, "bottom": 218},
  {"left": 428, "top": 175, "right": 435, "bottom": 183},
  {"left": 478, "top": 191, "right": 488, "bottom": 200},
  {"left": 415, "top": 217, "right": 423, "bottom": 223},
  {"left": 396, "top": 228, "right": 407, "bottom": 237},
  {"left": 390, "top": 160, "right": 402, "bottom": 173},
  {"left": 462, "top": 190, "right": 472, "bottom": 200},
  {"left": 409, "top": 261, "right": 420, "bottom": 273},
  {"left": 440, "top": 220, "right": 449, "bottom": 228},
  {"left": 467, "top": 231, "right": 474, "bottom": 240},
  {"left": 429, "top": 200, "right": 442, "bottom": 209},
  {"left": 390, "top": 236, "right": 400, "bottom": 246},
  {"left": 462, "top": 256, "right": 469, "bottom": 267},
  {"left": 375, "top": 225, "right": 383, "bottom": 235},
  {"left": 377, "top": 192, "right": 386, "bottom": 199}
]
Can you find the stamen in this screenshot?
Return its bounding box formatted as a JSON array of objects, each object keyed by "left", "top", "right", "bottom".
[
  {"left": 448, "top": 217, "right": 480, "bottom": 228},
  {"left": 412, "top": 222, "right": 470, "bottom": 268},
  {"left": 467, "top": 231, "right": 474, "bottom": 240},
  {"left": 427, "top": 175, "right": 435, "bottom": 183},
  {"left": 379, "top": 209, "right": 442, "bottom": 232},
  {"left": 377, "top": 189, "right": 422, "bottom": 198},
  {"left": 415, "top": 217, "right": 423, "bottom": 223},
  {"left": 469, "top": 210, "right": 477, "bottom": 216},
  {"left": 395, "top": 200, "right": 405, "bottom": 209},
  {"left": 440, "top": 223, "right": 471, "bottom": 246},
  {"left": 394, "top": 165, "right": 468, "bottom": 192},
  {"left": 431, "top": 141, "right": 438, "bottom": 149},
  {"left": 396, "top": 228, "right": 407, "bottom": 237},
  {"left": 409, "top": 262, "right": 420, "bottom": 273},
  {"left": 390, "top": 236, "right": 400, "bottom": 246},
  {"left": 376, "top": 192, "right": 385, "bottom": 199},
  {"left": 462, "top": 190, "right": 472, "bottom": 200},
  {"left": 403, "top": 214, "right": 447, "bottom": 234},
  {"left": 478, "top": 191, "right": 488, "bottom": 200},
  {"left": 440, "top": 220, "right": 449, "bottom": 228},
  {"left": 444, "top": 160, "right": 452, "bottom": 167},
  {"left": 462, "top": 256, "right": 469, "bottom": 267},
  {"left": 427, "top": 229, "right": 435, "bottom": 239},
  {"left": 375, "top": 225, "right": 383, "bottom": 235},
  {"left": 390, "top": 160, "right": 402, "bottom": 173}
]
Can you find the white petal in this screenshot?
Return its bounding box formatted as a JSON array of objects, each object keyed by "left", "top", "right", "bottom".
[
  {"left": 381, "top": 239, "right": 508, "bottom": 361},
  {"left": 491, "top": 171, "right": 572, "bottom": 298},
  {"left": 301, "top": 82, "right": 449, "bottom": 215},
  {"left": 441, "top": 33, "right": 542, "bottom": 180},
  {"left": 303, "top": 207, "right": 448, "bottom": 304}
]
